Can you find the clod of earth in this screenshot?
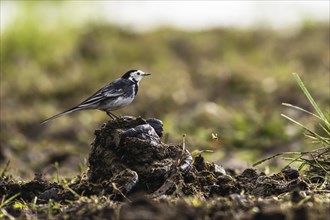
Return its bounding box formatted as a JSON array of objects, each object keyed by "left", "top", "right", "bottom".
[
  {"left": 84, "top": 117, "right": 309, "bottom": 200},
  {"left": 87, "top": 116, "right": 216, "bottom": 194}
]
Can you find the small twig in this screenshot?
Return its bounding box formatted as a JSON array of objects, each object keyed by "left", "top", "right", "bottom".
[
  {"left": 177, "top": 134, "right": 187, "bottom": 167},
  {"left": 182, "top": 134, "right": 186, "bottom": 153},
  {"left": 64, "top": 185, "right": 81, "bottom": 199},
  {"left": 191, "top": 149, "right": 214, "bottom": 158},
  {"left": 1, "top": 208, "right": 15, "bottom": 220},
  {"left": 111, "top": 183, "right": 131, "bottom": 203},
  {"left": 253, "top": 151, "right": 311, "bottom": 167},
  {"left": 253, "top": 153, "right": 283, "bottom": 166}
]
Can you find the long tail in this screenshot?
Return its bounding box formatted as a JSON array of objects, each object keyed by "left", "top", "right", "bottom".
[{"left": 40, "top": 106, "right": 84, "bottom": 125}]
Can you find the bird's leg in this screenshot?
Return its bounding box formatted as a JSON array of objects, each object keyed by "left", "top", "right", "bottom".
[{"left": 106, "top": 111, "right": 119, "bottom": 120}]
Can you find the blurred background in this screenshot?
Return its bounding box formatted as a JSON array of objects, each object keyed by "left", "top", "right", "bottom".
[{"left": 1, "top": 1, "right": 329, "bottom": 179}]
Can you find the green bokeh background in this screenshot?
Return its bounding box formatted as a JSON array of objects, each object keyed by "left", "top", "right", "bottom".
[{"left": 1, "top": 2, "right": 329, "bottom": 179}]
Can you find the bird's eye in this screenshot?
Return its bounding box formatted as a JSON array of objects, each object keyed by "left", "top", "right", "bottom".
[{"left": 137, "top": 72, "right": 140, "bottom": 75}]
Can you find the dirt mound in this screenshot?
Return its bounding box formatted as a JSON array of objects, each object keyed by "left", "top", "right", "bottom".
[{"left": 0, "top": 117, "right": 329, "bottom": 219}]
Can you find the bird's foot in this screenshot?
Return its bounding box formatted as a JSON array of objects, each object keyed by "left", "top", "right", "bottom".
[{"left": 106, "top": 111, "right": 120, "bottom": 120}]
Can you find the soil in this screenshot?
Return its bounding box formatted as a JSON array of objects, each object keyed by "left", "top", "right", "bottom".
[{"left": 1, "top": 117, "right": 329, "bottom": 220}]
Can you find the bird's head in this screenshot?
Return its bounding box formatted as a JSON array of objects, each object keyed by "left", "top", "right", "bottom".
[{"left": 122, "top": 70, "right": 151, "bottom": 83}]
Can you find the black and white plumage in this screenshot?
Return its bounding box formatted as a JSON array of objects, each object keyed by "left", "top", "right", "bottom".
[{"left": 40, "top": 69, "right": 150, "bottom": 124}]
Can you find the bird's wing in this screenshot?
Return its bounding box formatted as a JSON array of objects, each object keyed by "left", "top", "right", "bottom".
[
  {"left": 77, "top": 81, "right": 126, "bottom": 107},
  {"left": 102, "top": 87, "right": 125, "bottom": 98}
]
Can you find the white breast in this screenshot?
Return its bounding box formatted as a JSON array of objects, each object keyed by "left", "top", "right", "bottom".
[{"left": 101, "top": 95, "right": 135, "bottom": 111}]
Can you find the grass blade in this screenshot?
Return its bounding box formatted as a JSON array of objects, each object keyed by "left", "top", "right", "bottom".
[
  {"left": 0, "top": 193, "right": 20, "bottom": 209},
  {"left": 282, "top": 103, "right": 321, "bottom": 119},
  {"left": 292, "top": 73, "right": 330, "bottom": 128}
]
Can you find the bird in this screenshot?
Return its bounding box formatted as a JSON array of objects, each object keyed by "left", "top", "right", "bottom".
[{"left": 40, "top": 69, "right": 150, "bottom": 124}]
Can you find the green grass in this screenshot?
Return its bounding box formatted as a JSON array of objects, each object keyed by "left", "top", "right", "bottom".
[
  {"left": 282, "top": 73, "right": 330, "bottom": 145},
  {"left": 254, "top": 73, "right": 329, "bottom": 182}
]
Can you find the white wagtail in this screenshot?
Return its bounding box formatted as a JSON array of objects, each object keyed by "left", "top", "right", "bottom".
[{"left": 40, "top": 70, "right": 150, "bottom": 124}]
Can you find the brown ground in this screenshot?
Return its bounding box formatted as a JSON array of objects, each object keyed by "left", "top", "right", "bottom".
[{"left": 1, "top": 117, "right": 329, "bottom": 220}]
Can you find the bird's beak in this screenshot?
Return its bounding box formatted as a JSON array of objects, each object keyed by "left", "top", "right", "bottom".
[{"left": 142, "top": 73, "right": 151, "bottom": 76}]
